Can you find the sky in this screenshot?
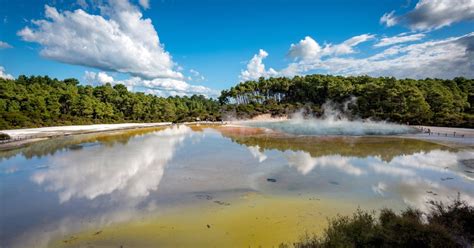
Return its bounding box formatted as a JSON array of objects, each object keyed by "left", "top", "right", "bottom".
[{"left": 0, "top": 0, "right": 473, "bottom": 97}]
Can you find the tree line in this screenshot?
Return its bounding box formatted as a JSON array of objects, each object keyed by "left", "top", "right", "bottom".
[
  {"left": 0, "top": 74, "right": 473, "bottom": 129},
  {"left": 0, "top": 76, "right": 220, "bottom": 129},
  {"left": 219, "top": 75, "right": 473, "bottom": 127}
]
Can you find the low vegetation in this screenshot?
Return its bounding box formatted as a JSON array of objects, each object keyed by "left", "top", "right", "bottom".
[
  {"left": 1, "top": 74, "right": 473, "bottom": 129},
  {"left": 281, "top": 196, "right": 474, "bottom": 248}
]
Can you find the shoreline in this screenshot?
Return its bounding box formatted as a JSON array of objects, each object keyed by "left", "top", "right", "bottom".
[
  {"left": 0, "top": 121, "right": 230, "bottom": 151},
  {"left": 1, "top": 122, "right": 473, "bottom": 151},
  {"left": 0, "top": 123, "right": 174, "bottom": 151}
]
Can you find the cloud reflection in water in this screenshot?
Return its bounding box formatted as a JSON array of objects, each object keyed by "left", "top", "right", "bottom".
[
  {"left": 286, "top": 151, "right": 365, "bottom": 176},
  {"left": 31, "top": 125, "right": 192, "bottom": 203},
  {"left": 285, "top": 149, "right": 474, "bottom": 210},
  {"left": 247, "top": 145, "right": 268, "bottom": 163}
]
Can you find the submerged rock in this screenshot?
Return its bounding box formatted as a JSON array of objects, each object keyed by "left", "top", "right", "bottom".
[
  {"left": 461, "top": 159, "right": 474, "bottom": 169},
  {"left": 214, "top": 200, "right": 230, "bottom": 206},
  {"left": 195, "top": 194, "right": 213, "bottom": 200}
]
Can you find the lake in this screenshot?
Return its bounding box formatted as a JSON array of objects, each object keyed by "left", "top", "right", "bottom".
[{"left": 1, "top": 124, "right": 473, "bottom": 247}]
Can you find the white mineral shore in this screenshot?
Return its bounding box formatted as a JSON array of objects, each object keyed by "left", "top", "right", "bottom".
[{"left": 1, "top": 123, "right": 172, "bottom": 139}]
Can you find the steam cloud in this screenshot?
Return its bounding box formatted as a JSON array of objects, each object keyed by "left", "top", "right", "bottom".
[{"left": 245, "top": 98, "right": 418, "bottom": 136}]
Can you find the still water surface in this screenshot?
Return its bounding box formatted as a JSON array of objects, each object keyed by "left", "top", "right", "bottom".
[{"left": 1, "top": 125, "right": 473, "bottom": 247}]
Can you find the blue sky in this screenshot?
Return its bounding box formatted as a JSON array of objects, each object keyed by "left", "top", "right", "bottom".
[{"left": 0, "top": 0, "right": 473, "bottom": 97}]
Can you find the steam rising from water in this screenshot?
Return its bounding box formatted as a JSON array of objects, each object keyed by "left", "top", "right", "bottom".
[{"left": 246, "top": 100, "right": 418, "bottom": 136}]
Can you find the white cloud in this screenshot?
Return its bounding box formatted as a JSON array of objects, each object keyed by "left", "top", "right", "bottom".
[
  {"left": 246, "top": 34, "right": 373, "bottom": 78},
  {"left": 320, "top": 32, "right": 474, "bottom": 79},
  {"left": 381, "top": 0, "right": 474, "bottom": 31},
  {"left": 239, "top": 49, "right": 278, "bottom": 81},
  {"left": 380, "top": 11, "right": 398, "bottom": 27},
  {"left": 19, "top": 0, "right": 220, "bottom": 97},
  {"left": 18, "top": 2, "right": 182, "bottom": 80},
  {"left": 0, "top": 66, "right": 14, "bottom": 79},
  {"left": 0, "top": 41, "right": 12, "bottom": 49},
  {"left": 117, "top": 76, "right": 218, "bottom": 97},
  {"left": 374, "top": 33, "right": 426, "bottom": 47},
  {"left": 188, "top": 69, "right": 205, "bottom": 82},
  {"left": 243, "top": 32, "right": 474, "bottom": 79},
  {"left": 288, "top": 36, "right": 322, "bottom": 61},
  {"left": 288, "top": 34, "right": 375, "bottom": 61},
  {"left": 328, "top": 34, "right": 375, "bottom": 55},
  {"left": 82, "top": 70, "right": 217, "bottom": 97},
  {"left": 84, "top": 71, "right": 115, "bottom": 85},
  {"left": 139, "top": 0, "right": 150, "bottom": 9}
]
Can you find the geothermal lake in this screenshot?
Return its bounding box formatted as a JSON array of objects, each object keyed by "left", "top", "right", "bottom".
[{"left": 1, "top": 123, "right": 473, "bottom": 247}]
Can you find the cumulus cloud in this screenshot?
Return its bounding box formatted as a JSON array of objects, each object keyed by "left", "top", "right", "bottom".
[
  {"left": 0, "top": 41, "right": 12, "bottom": 49},
  {"left": 19, "top": 0, "right": 219, "bottom": 97},
  {"left": 18, "top": 1, "right": 182, "bottom": 80},
  {"left": 240, "top": 34, "right": 375, "bottom": 80},
  {"left": 374, "top": 33, "right": 426, "bottom": 47},
  {"left": 82, "top": 70, "right": 217, "bottom": 97},
  {"left": 0, "top": 66, "right": 14, "bottom": 79},
  {"left": 239, "top": 49, "right": 278, "bottom": 81},
  {"left": 241, "top": 34, "right": 372, "bottom": 81},
  {"left": 241, "top": 32, "right": 474, "bottom": 79},
  {"left": 84, "top": 71, "right": 115, "bottom": 85},
  {"left": 128, "top": 77, "right": 218, "bottom": 97},
  {"left": 288, "top": 34, "right": 375, "bottom": 61},
  {"left": 288, "top": 36, "right": 322, "bottom": 61},
  {"left": 381, "top": 0, "right": 474, "bottom": 31}
]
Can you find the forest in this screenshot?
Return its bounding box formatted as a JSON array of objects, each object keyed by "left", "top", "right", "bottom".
[
  {"left": 220, "top": 75, "right": 473, "bottom": 127},
  {"left": 0, "top": 74, "right": 473, "bottom": 129},
  {"left": 0, "top": 76, "right": 220, "bottom": 129}
]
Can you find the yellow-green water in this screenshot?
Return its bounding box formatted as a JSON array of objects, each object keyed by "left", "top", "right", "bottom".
[{"left": 51, "top": 194, "right": 358, "bottom": 248}]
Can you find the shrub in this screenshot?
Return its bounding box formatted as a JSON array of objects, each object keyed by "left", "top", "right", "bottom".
[
  {"left": 0, "top": 132, "right": 11, "bottom": 141},
  {"left": 285, "top": 197, "right": 473, "bottom": 248}
]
